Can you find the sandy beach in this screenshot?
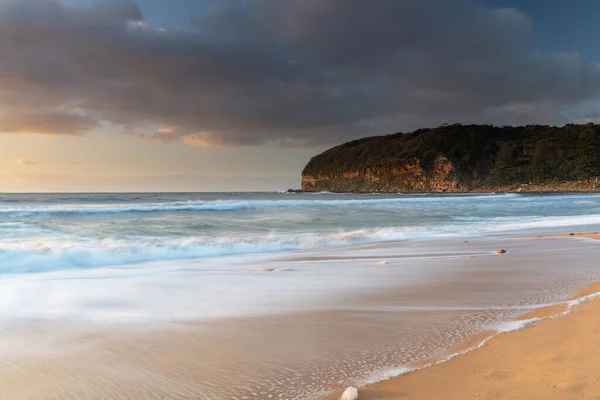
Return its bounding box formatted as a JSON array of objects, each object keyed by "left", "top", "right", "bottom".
[
  {"left": 520, "top": 232, "right": 600, "bottom": 240},
  {"left": 359, "top": 241, "right": 600, "bottom": 400},
  {"left": 3, "top": 208, "right": 600, "bottom": 400}
]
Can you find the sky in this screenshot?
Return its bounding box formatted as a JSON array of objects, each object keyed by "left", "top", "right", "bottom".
[{"left": 1, "top": 0, "right": 600, "bottom": 192}]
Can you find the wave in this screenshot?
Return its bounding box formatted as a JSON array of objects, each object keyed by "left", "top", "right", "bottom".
[
  {"left": 4, "top": 209, "right": 600, "bottom": 274},
  {"left": 0, "top": 228, "right": 418, "bottom": 274},
  {"left": 574, "top": 200, "right": 600, "bottom": 205},
  {"left": 455, "top": 213, "right": 600, "bottom": 231},
  {"left": 0, "top": 201, "right": 252, "bottom": 217},
  {"left": 0, "top": 194, "right": 524, "bottom": 218}
]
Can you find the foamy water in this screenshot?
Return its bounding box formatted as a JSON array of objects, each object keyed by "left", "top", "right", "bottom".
[
  {"left": 2, "top": 193, "right": 600, "bottom": 399},
  {"left": 3, "top": 192, "right": 600, "bottom": 273}
]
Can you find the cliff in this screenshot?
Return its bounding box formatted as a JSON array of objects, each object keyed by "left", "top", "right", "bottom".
[{"left": 301, "top": 123, "right": 600, "bottom": 192}]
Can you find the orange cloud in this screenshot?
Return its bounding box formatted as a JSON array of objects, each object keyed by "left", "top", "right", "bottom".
[{"left": 15, "top": 159, "right": 39, "bottom": 166}]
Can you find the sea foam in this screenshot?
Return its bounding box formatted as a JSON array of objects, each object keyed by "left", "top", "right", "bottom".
[
  {"left": 0, "top": 193, "right": 525, "bottom": 218},
  {"left": 4, "top": 210, "right": 600, "bottom": 274},
  {"left": 353, "top": 287, "right": 600, "bottom": 392}
]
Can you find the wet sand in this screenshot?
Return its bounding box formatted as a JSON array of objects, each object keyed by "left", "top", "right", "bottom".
[
  {"left": 1, "top": 234, "right": 600, "bottom": 399},
  {"left": 359, "top": 240, "right": 600, "bottom": 400},
  {"left": 520, "top": 231, "right": 600, "bottom": 240}
]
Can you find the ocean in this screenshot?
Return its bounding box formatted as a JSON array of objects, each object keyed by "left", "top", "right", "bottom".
[
  {"left": 4, "top": 191, "right": 600, "bottom": 273},
  {"left": 2, "top": 192, "right": 600, "bottom": 399}
]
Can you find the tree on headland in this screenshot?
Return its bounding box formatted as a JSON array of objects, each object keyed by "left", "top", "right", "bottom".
[
  {"left": 302, "top": 123, "right": 600, "bottom": 192},
  {"left": 529, "top": 142, "right": 554, "bottom": 183},
  {"left": 575, "top": 127, "right": 600, "bottom": 180},
  {"left": 489, "top": 143, "right": 518, "bottom": 185}
]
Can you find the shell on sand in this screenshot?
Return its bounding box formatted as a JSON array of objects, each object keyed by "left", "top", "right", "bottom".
[{"left": 340, "top": 386, "right": 359, "bottom": 400}]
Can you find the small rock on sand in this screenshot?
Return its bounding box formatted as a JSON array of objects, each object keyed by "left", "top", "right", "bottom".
[
  {"left": 496, "top": 249, "right": 507, "bottom": 254},
  {"left": 378, "top": 260, "right": 388, "bottom": 265},
  {"left": 340, "top": 387, "right": 358, "bottom": 400}
]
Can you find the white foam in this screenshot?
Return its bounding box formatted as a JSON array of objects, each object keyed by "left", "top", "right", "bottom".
[
  {"left": 0, "top": 245, "right": 434, "bottom": 325},
  {"left": 355, "top": 288, "right": 600, "bottom": 391},
  {"left": 356, "top": 367, "right": 415, "bottom": 386},
  {"left": 0, "top": 194, "right": 525, "bottom": 218},
  {"left": 0, "top": 228, "right": 423, "bottom": 273},
  {"left": 574, "top": 200, "right": 600, "bottom": 205},
  {"left": 6, "top": 193, "right": 600, "bottom": 274},
  {"left": 568, "top": 291, "right": 600, "bottom": 306},
  {"left": 4, "top": 211, "right": 600, "bottom": 274},
  {"left": 491, "top": 318, "right": 542, "bottom": 332},
  {"left": 491, "top": 290, "right": 600, "bottom": 333}
]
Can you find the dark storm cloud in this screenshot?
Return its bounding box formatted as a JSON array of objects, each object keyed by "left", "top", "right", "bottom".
[{"left": 1, "top": 0, "right": 599, "bottom": 146}]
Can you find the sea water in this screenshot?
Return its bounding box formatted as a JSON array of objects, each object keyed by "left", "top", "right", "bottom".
[
  {"left": 1, "top": 192, "right": 600, "bottom": 399},
  {"left": 4, "top": 192, "right": 600, "bottom": 273}
]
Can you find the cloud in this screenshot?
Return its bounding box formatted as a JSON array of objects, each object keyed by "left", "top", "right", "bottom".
[
  {"left": 0, "top": 0, "right": 599, "bottom": 147},
  {"left": 15, "top": 159, "right": 39, "bottom": 166}
]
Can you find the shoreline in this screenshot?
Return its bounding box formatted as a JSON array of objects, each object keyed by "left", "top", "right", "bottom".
[
  {"left": 350, "top": 235, "right": 600, "bottom": 400},
  {"left": 291, "top": 188, "right": 600, "bottom": 194},
  {"left": 1, "top": 230, "right": 600, "bottom": 399},
  {"left": 524, "top": 232, "right": 600, "bottom": 240}
]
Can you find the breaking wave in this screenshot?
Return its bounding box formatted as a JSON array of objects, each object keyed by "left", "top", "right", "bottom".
[
  {"left": 4, "top": 210, "right": 600, "bottom": 274},
  {"left": 0, "top": 194, "right": 521, "bottom": 218}
]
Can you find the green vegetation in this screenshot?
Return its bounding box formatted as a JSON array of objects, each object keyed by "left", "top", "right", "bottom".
[
  {"left": 529, "top": 142, "right": 555, "bottom": 183},
  {"left": 302, "top": 123, "right": 600, "bottom": 191},
  {"left": 489, "top": 144, "right": 518, "bottom": 185},
  {"left": 575, "top": 127, "right": 600, "bottom": 180}
]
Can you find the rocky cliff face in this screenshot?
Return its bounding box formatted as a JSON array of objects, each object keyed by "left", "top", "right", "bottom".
[
  {"left": 300, "top": 123, "right": 600, "bottom": 193},
  {"left": 302, "top": 155, "right": 465, "bottom": 192}
]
